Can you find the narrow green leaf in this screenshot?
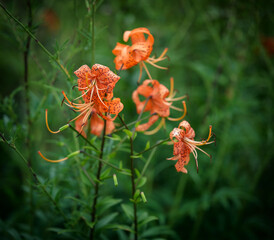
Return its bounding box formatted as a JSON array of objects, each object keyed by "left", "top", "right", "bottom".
[
  {"left": 96, "top": 212, "right": 119, "bottom": 230},
  {"left": 139, "top": 216, "right": 158, "bottom": 227},
  {"left": 123, "top": 129, "right": 132, "bottom": 138},
  {"left": 135, "top": 177, "right": 147, "bottom": 188},
  {"left": 121, "top": 204, "right": 133, "bottom": 220},
  {"left": 104, "top": 224, "right": 134, "bottom": 232},
  {"left": 133, "top": 189, "right": 140, "bottom": 200},
  {"left": 145, "top": 141, "right": 150, "bottom": 150}
]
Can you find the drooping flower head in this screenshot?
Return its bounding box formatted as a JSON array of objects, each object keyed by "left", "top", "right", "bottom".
[
  {"left": 45, "top": 64, "right": 123, "bottom": 136},
  {"left": 112, "top": 27, "right": 168, "bottom": 83},
  {"left": 61, "top": 64, "right": 123, "bottom": 133},
  {"left": 167, "top": 120, "right": 214, "bottom": 173},
  {"left": 132, "top": 78, "right": 187, "bottom": 135}
]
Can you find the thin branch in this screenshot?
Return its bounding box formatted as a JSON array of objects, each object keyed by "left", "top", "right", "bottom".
[
  {"left": 0, "top": 2, "right": 71, "bottom": 80},
  {"left": 118, "top": 114, "right": 138, "bottom": 240},
  {"left": 90, "top": 117, "right": 106, "bottom": 240},
  {"left": 136, "top": 137, "right": 170, "bottom": 156},
  {"left": 69, "top": 124, "right": 99, "bottom": 151},
  {"left": 0, "top": 133, "right": 68, "bottom": 222}
]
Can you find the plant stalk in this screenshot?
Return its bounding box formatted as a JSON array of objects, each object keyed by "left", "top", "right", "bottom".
[
  {"left": 118, "top": 115, "right": 138, "bottom": 240},
  {"left": 0, "top": 133, "right": 68, "bottom": 221},
  {"left": 90, "top": 119, "right": 106, "bottom": 240},
  {"left": 0, "top": 2, "right": 71, "bottom": 80},
  {"left": 24, "top": 0, "right": 33, "bottom": 233}
]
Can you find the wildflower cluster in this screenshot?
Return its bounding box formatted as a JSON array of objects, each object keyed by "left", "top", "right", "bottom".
[
  {"left": 113, "top": 27, "right": 215, "bottom": 173},
  {"left": 40, "top": 27, "right": 214, "bottom": 173}
]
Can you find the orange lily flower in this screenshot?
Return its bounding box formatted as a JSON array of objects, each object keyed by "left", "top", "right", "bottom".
[
  {"left": 112, "top": 27, "right": 168, "bottom": 82},
  {"left": 60, "top": 64, "right": 123, "bottom": 133},
  {"left": 132, "top": 78, "right": 187, "bottom": 135},
  {"left": 261, "top": 36, "right": 274, "bottom": 56},
  {"left": 167, "top": 120, "right": 214, "bottom": 173},
  {"left": 75, "top": 107, "right": 115, "bottom": 137}
]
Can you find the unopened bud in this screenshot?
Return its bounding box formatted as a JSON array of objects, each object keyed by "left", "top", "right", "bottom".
[
  {"left": 141, "top": 192, "right": 147, "bottom": 203},
  {"left": 67, "top": 150, "right": 80, "bottom": 159},
  {"left": 59, "top": 124, "right": 69, "bottom": 132},
  {"left": 113, "top": 174, "right": 118, "bottom": 187}
]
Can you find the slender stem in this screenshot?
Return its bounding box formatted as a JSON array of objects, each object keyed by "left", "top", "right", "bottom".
[
  {"left": 0, "top": 133, "right": 68, "bottom": 221},
  {"left": 136, "top": 137, "right": 169, "bottom": 156},
  {"left": 81, "top": 150, "right": 126, "bottom": 172},
  {"left": 24, "top": 0, "right": 33, "bottom": 232},
  {"left": 0, "top": 2, "right": 71, "bottom": 80},
  {"left": 118, "top": 115, "right": 138, "bottom": 240},
  {"left": 135, "top": 148, "right": 156, "bottom": 186},
  {"left": 69, "top": 124, "right": 99, "bottom": 151},
  {"left": 91, "top": 0, "right": 95, "bottom": 65},
  {"left": 90, "top": 119, "right": 106, "bottom": 240}
]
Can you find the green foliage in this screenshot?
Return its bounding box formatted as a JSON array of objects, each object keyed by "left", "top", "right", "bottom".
[{"left": 0, "top": 0, "right": 273, "bottom": 239}]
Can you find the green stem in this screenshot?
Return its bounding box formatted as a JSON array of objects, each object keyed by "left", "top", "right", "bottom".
[
  {"left": 0, "top": 2, "right": 71, "bottom": 80},
  {"left": 135, "top": 147, "right": 156, "bottom": 186},
  {"left": 118, "top": 115, "right": 138, "bottom": 240},
  {"left": 81, "top": 150, "right": 126, "bottom": 172},
  {"left": 24, "top": 0, "right": 33, "bottom": 233},
  {"left": 0, "top": 133, "right": 68, "bottom": 222},
  {"left": 69, "top": 124, "right": 99, "bottom": 151},
  {"left": 90, "top": 119, "right": 106, "bottom": 240},
  {"left": 136, "top": 137, "right": 169, "bottom": 156},
  {"left": 91, "top": 0, "right": 95, "bottom": 65}
]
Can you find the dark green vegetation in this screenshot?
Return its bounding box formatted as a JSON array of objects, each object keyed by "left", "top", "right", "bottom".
[{"left": 0, "top": 0, "right": 273, "bottom": 239}]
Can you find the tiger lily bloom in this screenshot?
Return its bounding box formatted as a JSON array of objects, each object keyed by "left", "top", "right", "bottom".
[
  {"left": 167, "top": 120, "right": 214, "bottom": 173},
  {"left": 132, "top": 78, "right": 187, "bottom": 135},
  {"left": 60, "top": 64, "right": 123, "bottom": 133},
  {"left": 112, "top": 27, "right": 168, "bottom": 83},
  {"left": 75, "top": 107, "right": 115, "bottom": 137}
]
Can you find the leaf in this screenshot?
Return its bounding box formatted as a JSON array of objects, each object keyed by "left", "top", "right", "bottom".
[
  {"left": 121, "top": 204, "right": 133, "bottom": 220},
  {"left": 100, "top": 168, "right": 112, "bottom": 180},
  {"left": 81, "top": 216, "right": 95, "bottom": 229},
  {"left": 65, "top": 196, "right": 89, "bottom": 207},
  {"left": 96, "top": 212, "right": 119, "bottom": 230},
  {"left": 97, "top": 197, "right": 122, "bottom": 215},
  {"left": 135, "top": 177, "right": 147, "bottom": 188},
  {"left": 135, "top": 169, "right": 141, "bottom": 178},
  {"left": 133, "top": 189, "right": 140, "bottom": 200},
  {"left": 119, "top": 168, "right": 132, "bottom": 176},
  {"left": 141, "top": 226, "right": 176, "bottom": 238},
  {"left": 80, "top": 170, "right": 93, "bottom": 187},
  {"left": 123, "top": 129, "right": 133, "bottom": 138},
  {"left": 104, "top": 224, "right": 134, "bottom": 232},
  {"left": 7, "top": 229, "right": 22, "bottom": 240},
  {"left": 145, "top": 141, "right": 150, "bottom": 150},
  {"left": 131, "top": 154, "right": 142, "bottom": 159},
  {"left": 138, "top": 216, "right": 158, "bottom": 227},
  {"left": 47, "top": 227, "right": 84, "bottom": 235},
  {"left": 105, "top": 134, "right": 121, "bottom": 141}
]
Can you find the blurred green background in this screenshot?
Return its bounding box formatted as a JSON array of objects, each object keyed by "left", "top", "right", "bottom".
[{"left": 0, "top": 0, "right": 273, "bottom": 239}]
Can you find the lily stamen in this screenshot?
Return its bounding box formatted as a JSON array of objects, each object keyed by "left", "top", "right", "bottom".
[
  {"left": 45, "top": 109, "right": 60, "bottom": 134},
  {"left": 144, "top": 118, "right": 165, "bottom": 135},
  {"left": 38, "top": 151, "right": 68, "bottom": 163},
  {"left": 141, "top": 62, "right": 152, "bottom": 80},
  {"left": 167, "top": 101, "right": 187, "bottom": 121}
]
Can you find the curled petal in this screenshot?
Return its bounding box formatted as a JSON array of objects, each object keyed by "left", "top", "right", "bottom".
[
  {"left": 175, "top": 161, "right": 188, "bottom": 173},
  {"left": 113, "top": 27, "right": 154, "bottom": 70},
  {"left": 179, "top": 120, "right": 195, "bottom": 138},
  {"left": 136, "top": 114, "right": 159, "bottom": 132},
  {"left": 170, "top": 128, "right": 184, "bottom": 143},
  {"left": 74, "top": 64, "right": 93, "bottom": 79}
]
